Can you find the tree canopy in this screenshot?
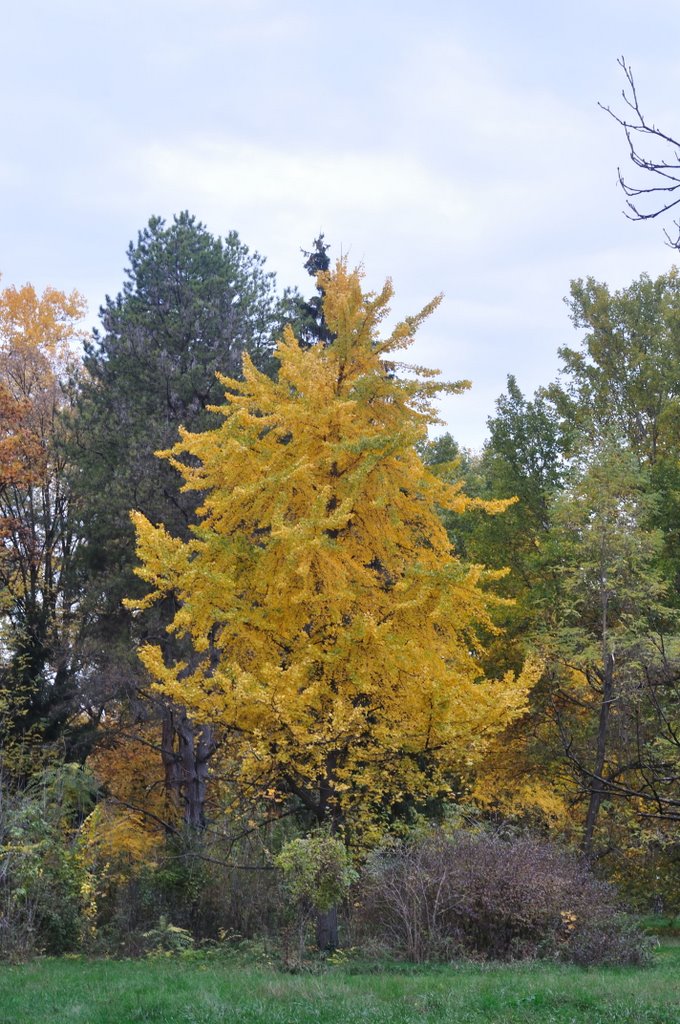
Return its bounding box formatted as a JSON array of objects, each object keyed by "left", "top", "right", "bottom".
[
  {"left": 0, "top": 280, "right": 86, "bottom": 747},
  {"left": 3, "top": 222, "right": 680, "bottom": 958},
  {"left": 128, "top": 260, "right": 536, "bottom": 836}
]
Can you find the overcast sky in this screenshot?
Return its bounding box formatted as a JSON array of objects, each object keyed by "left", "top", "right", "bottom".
[{"left": 2, "top": 0, "right": 680, "bottom": 448}]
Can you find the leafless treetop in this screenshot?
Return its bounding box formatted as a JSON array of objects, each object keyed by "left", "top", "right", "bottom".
[{"left": 600, "top": 56, "right": 680, "bottom": 249}]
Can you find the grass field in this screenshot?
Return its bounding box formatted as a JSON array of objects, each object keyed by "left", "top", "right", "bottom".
[{"left": 1, "top": 945, "right": 678, "bottom": 1024}]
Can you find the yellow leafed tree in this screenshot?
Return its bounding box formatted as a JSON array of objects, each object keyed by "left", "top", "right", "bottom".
[
  {"left": 128, "top": 261, "right": 537, "bottom": 836},
  {"left": 85, "top": 718, "right": 175, "bottom": 868},
  {"left": 0, "top": 277, "right": 86, "bottom": 748}
]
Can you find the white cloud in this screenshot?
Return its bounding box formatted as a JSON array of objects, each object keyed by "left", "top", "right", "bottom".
[
  {"left": 133, "top": 140, "right": 474, "bottom": 229},
  {"left": 5, "top": 0, "right": 680, "bottom": 451}
]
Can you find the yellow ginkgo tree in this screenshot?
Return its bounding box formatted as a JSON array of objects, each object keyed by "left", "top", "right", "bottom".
[{"left": 127, "top": 261, "right": 537, "bottom": 837}]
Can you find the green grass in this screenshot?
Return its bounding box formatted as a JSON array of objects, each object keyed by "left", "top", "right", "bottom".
[
  {"left": 640, "top": 914, "right": 680, "bottom": 937},
  {"left": 1, "top": 947, "right": 679, "bottom": 1024}
]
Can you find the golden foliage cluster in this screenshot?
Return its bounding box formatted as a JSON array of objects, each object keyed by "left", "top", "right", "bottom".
[{"left": 127, "top": 262, "right": 538, "bottom": 832}]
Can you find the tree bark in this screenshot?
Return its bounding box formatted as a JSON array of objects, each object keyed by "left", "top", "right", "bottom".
[
  {"left": 161, "top": 706, "right": 215, "bottom": 829},
  {"left": 315, "top": 906, "right": 339, "bottom": 951},
  {"left": 178, "top": 714, "right": 215, "bottom": 829},
  {"left": 582, "top": 652, "right": 614, "bottom": 858}
]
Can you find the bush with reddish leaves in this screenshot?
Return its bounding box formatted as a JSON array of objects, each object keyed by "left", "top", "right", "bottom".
[{"left": 355, "top": 829, "right": 651, "bottom": 965}]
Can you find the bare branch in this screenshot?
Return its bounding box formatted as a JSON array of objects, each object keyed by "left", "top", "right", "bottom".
[{"left": 600, "top": 56, "right": 680, "bottom": 248}]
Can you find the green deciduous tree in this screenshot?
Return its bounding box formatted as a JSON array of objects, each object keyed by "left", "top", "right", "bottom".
[
  {"left": 537, "top": 442, "right": 678, "bottom": 855},
  {"left": 475, "top": 272, "right": 680, "bottom": 861},
  {"left": 555, "top": 272, "right": 680, "bottom": 465},
  {"left": 547, "top": 271, "right": 680, "bottom": 848},
  {"left": 445, "top": 380, "right": 568, "bottom": 824}
]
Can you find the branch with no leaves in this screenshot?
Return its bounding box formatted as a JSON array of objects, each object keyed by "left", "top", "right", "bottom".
[{"left": 600, "top": 56, "right": 680, "bottom": 248}]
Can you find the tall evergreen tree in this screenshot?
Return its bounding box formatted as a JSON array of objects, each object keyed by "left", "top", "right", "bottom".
[
  {"left": 294, "top": 235, "right": 336, "bottom": 348},
  {"left": 70, "top": 213, "right": 288, "bottom": 823},
  {"left": 73, "top": 213, "right": 284, "bottom": 607}
]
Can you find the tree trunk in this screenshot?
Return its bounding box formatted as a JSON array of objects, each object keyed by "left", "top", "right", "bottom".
[
  {"left": 178, "top": 714, "right": 215, "bottom": 829},
  {"left": 582, "top": 652, "right": 614, "bottom": 858},
  {"left": 315, "top": 906, "right": 339, "bottom": 951},
  {"left": 161, "top": 710, "right": 181, "bottom": 812},
  {"left": 160, "top": 706, "right": 215, "bottom": 829}
]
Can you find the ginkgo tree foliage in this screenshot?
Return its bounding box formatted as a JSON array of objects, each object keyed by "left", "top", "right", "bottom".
[{"left": 128, "top": 262, "right": 537, "bottom": 837}]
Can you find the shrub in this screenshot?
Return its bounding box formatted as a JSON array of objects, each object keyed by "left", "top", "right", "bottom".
[
  {"left": 84, "top": 848, "right": 283, "bottom": 957},
  {"left": 276, "top": 830, "right": 357, "bottom": 914},
  {"left": 0, "top": 766, "right": 92, "bottom": 960},
  {"left": 355, "top": 828, "right": 651, "bottom": 965},
  {"left": 276, "top": 829, "right": 357, "bottom": 958},
  {"left": 142, "top": 914, "right": 194, "bottom": 955},
  {"left": 566, "top": 917, "right": 653, "bottom": 967}
]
